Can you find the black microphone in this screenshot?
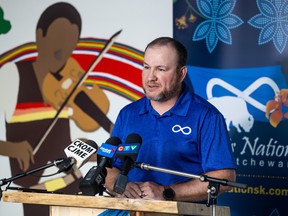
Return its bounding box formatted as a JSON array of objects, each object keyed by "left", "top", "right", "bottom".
[
  {"left": 97, "top": 136, "right": 122, "bottom": 169},
  {"left": 113, "top": 133, "right": 142, "bottom": 194},
  {"left": 79, "top": 136, "right": 121, "bottom": 196},
  {"left": 57, "top": 139, "right": 98, "bottom": 174}
]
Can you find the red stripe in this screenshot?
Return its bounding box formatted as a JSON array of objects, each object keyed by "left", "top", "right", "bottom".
[
  {"left": 73, "top": 55, "right": 142, "bottom": 87},
  {"left": 16, "top": 102, "right": 51, "bottom": 109}
]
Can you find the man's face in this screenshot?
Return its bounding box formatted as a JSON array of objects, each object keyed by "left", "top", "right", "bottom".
[{"left": 142, "top": 45, "right": 184, "bottom": 102}]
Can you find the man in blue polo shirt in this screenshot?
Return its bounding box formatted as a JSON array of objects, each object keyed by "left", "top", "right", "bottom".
[{"left": 105, "top": 37, "right": 236, "bottom": 202}]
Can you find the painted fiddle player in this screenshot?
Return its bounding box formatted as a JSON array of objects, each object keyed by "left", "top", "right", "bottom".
[{"left": 0, "top": 2, "right": 119, "bottom": 216}]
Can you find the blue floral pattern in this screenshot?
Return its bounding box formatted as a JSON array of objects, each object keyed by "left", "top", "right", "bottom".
[
  {"left": 192, "top": 0, "right": 243, "bottom": 53},
  {"left": 248, "top": 0, "right": 288, "bottom": 54}
]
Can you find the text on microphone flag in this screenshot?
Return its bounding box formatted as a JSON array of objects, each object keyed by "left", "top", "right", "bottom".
[
  {"left": 64, "top": 139, "right": 97, "bottom": 167},
  {"left": 98, "top": 143, "right": 117, "bottom": 157},
  {"left": 117, "top": 143, "right": 140, "bottom": 153}
]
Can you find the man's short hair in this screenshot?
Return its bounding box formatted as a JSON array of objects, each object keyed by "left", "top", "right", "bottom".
[{"left": 145, "top": 37, "right": 187, "bottom": 67}]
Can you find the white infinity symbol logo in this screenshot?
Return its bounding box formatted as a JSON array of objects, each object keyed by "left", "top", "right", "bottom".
[
  {"left": 206, "top": 77, "right": 279, "bottom": 112},
  {"left": 172, "top": 124, "right": 192, "bottom": 135}
]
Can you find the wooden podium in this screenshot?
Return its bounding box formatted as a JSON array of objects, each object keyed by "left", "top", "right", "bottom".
[{"left": 2, "top": 191, "right": 230, "bottom": 216}]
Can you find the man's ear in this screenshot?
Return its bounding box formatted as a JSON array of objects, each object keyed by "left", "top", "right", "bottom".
[{"left": 180, "top": 66, "right": 188, "bottom": 82}]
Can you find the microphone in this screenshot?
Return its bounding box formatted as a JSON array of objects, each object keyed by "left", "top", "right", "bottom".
[
  {"left": 79, "top": 136, "right": 121, "bottom": 196},
  {"left": 97, "top": 136, "right": 122, "bottom": 168},
  {"left": 113, "top": 133, "right": 142, "bottom": 194},
  {"left": 57, "top": 139, "right": 98, "bottom": 173}
]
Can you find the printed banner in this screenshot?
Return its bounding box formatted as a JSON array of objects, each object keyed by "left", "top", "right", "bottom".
[{"left": 174, "top": 0, "right": 288, "bottom": 215}]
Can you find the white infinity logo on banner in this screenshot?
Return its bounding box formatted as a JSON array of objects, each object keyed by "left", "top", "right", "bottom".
[
  {"left": 206, "top": 77, "right": 279, "bottom": 112},
  {"left": 172, "top": 124, "right": 192, "bottom": 135}
]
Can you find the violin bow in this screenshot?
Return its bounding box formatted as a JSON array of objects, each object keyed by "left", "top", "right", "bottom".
[{"left": 33, "top": 29, "right": 122, "bottom": 155}]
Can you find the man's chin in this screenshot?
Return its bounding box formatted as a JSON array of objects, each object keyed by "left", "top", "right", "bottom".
[{"left": 146, "top": 93, "right": 164, "bottom": 101}]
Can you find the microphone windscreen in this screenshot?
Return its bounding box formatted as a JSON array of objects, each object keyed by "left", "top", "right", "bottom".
[
  {"left": 85, "top": 140, "right": 99, "bottom": 150},
  {"left": 125, "top": 133, "right": 142, "bottom": 144},
  {"left": 105, "top": 136, "right": 122, "bottom": 146}
]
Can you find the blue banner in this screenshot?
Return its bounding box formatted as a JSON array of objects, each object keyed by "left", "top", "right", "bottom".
[{"left": 174, "top": 0, "right": 288, "bottom": 215}]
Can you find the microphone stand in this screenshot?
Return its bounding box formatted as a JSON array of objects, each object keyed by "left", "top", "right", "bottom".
[
  {"left": 135, "top": 162, "right": 247, "bottom": 216},
  {"left": 0, "top": 158, "right": 65, "bottom": 199}
]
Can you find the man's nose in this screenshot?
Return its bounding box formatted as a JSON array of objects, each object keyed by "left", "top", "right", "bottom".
[{"left": 147, "top": 69, "right": 157, "bottom": 81}]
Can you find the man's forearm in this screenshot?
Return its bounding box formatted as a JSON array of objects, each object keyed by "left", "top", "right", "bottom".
[{"left": 170, "top": 169, "right": 236, "bottom": 202}]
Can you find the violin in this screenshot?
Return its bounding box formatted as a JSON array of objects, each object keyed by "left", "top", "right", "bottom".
[
  {"left": 42, "top": 57, "right": 110, "bottom": 132},
  {"left": 33, "top": 30, "right": 121, "bottom": 155}
]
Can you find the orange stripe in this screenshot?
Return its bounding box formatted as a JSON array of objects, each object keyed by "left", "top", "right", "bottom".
[{"left": 9, "top": 108, "right": 69, "bottom": 123}]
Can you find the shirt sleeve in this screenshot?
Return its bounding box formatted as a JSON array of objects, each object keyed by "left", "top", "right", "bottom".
[{"left": 200, "top": 111, "right": 236, "bottom": 172}]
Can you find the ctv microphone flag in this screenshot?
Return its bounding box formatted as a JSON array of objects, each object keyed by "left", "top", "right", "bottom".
[
  {"left": 115, "top": 143, "right": 141, "bottom": 162},
  {"left": 113, "top": 133, "right": 142, "bottom": 194}
]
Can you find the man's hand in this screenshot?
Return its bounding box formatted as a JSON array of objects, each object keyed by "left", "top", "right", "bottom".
[
  {"left": 136, "top": 182, "right": 164, "bottom": 200},
  {"left": 119, "top": 182, "right": 143, "bottom": 199},
  {"left": 118, "top": 181, "right": 164, "bottom": 200}
]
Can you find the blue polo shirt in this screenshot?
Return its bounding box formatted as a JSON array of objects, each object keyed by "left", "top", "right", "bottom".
[{"left": 112, "top": 84, "right": 236, "bottom": 186}]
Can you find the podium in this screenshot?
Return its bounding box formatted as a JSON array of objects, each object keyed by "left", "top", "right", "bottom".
[{"left": 2, "top": 191, "right": 230, "bottom": 216}]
